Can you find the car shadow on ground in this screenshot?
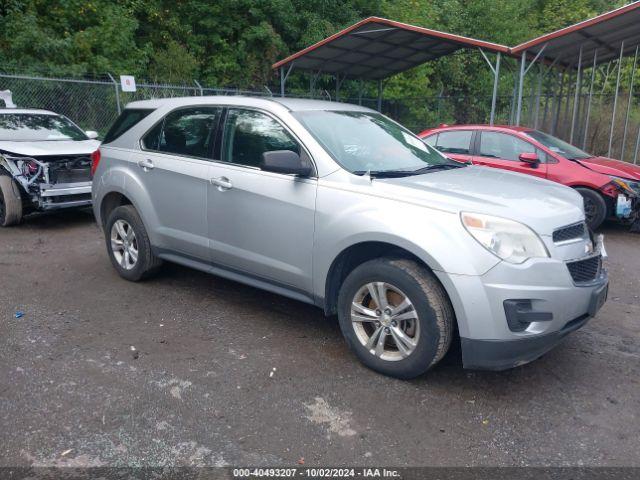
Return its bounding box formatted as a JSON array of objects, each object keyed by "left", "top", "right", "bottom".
[
  {"left": 149, "top": 261, "right": 575, "bottom": 393},
  {"left": 15, "top": 208, "right": 96, "bottom": 231}
]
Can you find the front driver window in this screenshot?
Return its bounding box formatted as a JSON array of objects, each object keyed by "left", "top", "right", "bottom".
[
  {"left": 479, "top": 132, "right": 544, "bottom": 162},
  {"left": 223, "top": 109, "right": 299, "bottom": 168}
]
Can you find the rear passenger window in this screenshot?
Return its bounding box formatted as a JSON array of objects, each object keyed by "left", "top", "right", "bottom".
[
  {"left": 435, "top": 131, "right": 472, "bottom": 154},
  {"left": 143, "top": 107, "right": 222, "bottom": 159},
  {"left": 103, "top": 109, "right": 152, "bottom": 144}
]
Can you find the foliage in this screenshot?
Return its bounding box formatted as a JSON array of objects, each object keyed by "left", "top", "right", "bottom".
[{"left": 0, "top": 0, "right": 636, "bottom": 144}]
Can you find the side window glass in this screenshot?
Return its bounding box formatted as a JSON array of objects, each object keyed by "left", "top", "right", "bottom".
[
  {"left": 423, "top": 134, "right": 437, "bottom": 147},
  {"left": 223, "top": 109, "right": 300, "bottom": 168},
  {"left": 142, "top": 121, "right": 163, "bottom": 151},
  {"left": 479, "top": 132, "right": 536, "bottom": 161},
  {"left": 435, "top": 131, "right": 472, "bottom": 154},
  {"left": 145, "top": 107, "right": 221, "bottom": 159},
  {"left": 104, "top": 109, "right": 152, "bottom": 144}
]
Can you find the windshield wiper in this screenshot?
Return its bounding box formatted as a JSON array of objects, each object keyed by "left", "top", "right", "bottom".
[{"left": 353, "top": 163, "right": 465, "bottom": 178}]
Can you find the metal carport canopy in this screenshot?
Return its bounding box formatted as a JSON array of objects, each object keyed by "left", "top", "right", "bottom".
[
  {"left": 272, "top": 17, "right": 510, "bottom": 80},
  {"left": 511, "top": 1, "right": 640, "bottom": 67}
]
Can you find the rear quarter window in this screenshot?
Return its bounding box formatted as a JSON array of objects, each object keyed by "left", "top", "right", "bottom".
[{"left": 103, "top": 109, "right": 153, "bottom": 144}]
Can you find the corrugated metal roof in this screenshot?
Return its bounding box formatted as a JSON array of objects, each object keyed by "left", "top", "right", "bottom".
[
  {"left": 272, "top": 17, "right": 510, "bottom": 80},
  {"left": 512, "top": 2, "right": 640, "bottom": 67},
  {"left": 274, "top": 4, "right": 640, "bottom": 78}
]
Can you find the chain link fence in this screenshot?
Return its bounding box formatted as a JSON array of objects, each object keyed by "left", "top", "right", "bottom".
[{"left": 1, "top": 72, "right": 638, "bottom": 161}]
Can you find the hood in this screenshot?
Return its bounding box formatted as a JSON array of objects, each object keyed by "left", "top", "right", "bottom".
[
  {"left": 577, "top": 156, "right": 640, "bottom": 180},
  {"left": 370, "top": 166, "right": 585, "bottom": 236},
  {"left": 0, "top": 140, "right": 100, "bottom": 157}
]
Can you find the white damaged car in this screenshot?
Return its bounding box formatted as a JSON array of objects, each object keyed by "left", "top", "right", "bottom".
[{"left": 0, "top": 91, "right": 100, "bottom": 226}]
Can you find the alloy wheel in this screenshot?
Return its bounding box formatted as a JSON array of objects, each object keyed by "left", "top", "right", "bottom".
[
  {"left": 350, "top": 282, "right": 420, "bottom": 361},
  {"left": 110, "top": 219, "right": 139, "bottom": 270}
]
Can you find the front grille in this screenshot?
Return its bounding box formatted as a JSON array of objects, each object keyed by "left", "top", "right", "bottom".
[
  {"left": 566, "top": 255, "right": 602, "bottom": 284},
  {"left": 47, "top": 156, "right": 92, "bottom": 184},
  {"left": 50, "top": 167, "right": 91, "bottom": 184},
  {"left": 553, "top": 222, "right": 586, "bottom": 243}
]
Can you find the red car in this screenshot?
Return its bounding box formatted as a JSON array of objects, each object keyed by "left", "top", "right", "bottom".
[{"left": 418, "top": 125, "right": 640, "bottom": 231}]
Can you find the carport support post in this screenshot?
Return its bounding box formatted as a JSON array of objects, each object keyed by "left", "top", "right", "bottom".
[
  {"left": 634, "top": 126, "right": 640, "bottom": 164},
  {"left": 515, "top": 51, "right": 526, "bottom": 125},
  {"left": 583, "top": 50, "right": 598, "bottom": 150},
  {"left": 608, "top": 41, "right": 625, "bottom": 158},
  {"left": 107, "top": 73, "right": 121, "bottom": 115},
  {"left": 491, "top": 53, "right": 501, "bottom": 126},
  {"left": 570, "top": 45, "right": 583, "bottom": 144},
  {"left": 479, "top": 49, "right": 501, "bottom": 126},
  {"left": 509, "top": 70, "right": 518, "bottom": 125},
  {"left": 533, "top": 65, "right": 543, "bottom": 129},
  {"left": 377, "top": 80, "right": 383, "bottom": 112},
  {"left": 280, "top": 67, "right": 285, "bottom": 97},
  {"left": 621, "top": 45, "right": 638, "bottom": 161},
  {"left": 280, "top": 64, "right": 295, "bottom": 98},
  {"left": 552, "top": 70, "right": 566, "bottom": 135}
]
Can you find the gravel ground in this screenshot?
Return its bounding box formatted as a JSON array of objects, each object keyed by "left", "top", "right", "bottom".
[{"left": 0, "top": 210, "right": 639, "bottom": 467}]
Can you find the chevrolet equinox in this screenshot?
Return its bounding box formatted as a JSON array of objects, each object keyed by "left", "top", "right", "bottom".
[{"left": 92, "top": 97, "right": 608, "bottom": 378}]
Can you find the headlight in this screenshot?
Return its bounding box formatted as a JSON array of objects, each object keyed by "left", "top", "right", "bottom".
[
  {"left": 461, "top": 212, "right": 549, "bottom": 264},
  {"left": 610, "top": 176, "right": 640, "bottom": 196}
]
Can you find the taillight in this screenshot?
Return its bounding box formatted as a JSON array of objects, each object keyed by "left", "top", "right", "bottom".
[{"left": 90, "top": 149, "right": 101, "bottom": 176}]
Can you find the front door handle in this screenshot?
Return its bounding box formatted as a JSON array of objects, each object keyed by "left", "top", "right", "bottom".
[
  {"left": 137, "top": 159, "right": 154, "bottom": 171},
  {"left": 210, "top": 176, "right": 233, "bottom": 190}
]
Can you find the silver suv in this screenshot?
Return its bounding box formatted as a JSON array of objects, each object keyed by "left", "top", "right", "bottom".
[{"left": 92, "top": 97, "right": 608, "bottom": 379}]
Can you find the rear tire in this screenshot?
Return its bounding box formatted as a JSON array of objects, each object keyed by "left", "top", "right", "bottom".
[
  {"left": 576, "top": 188, "right": 607, "bottom": 231},
  {"left": 337, "top": 258, "right": 454, "bottom": 379},
  {"left": 0, "top": 175, "right": 23, "bottom": 227},
  {"left": 105, "top": 205, "right": 162, "bottom": 281}
]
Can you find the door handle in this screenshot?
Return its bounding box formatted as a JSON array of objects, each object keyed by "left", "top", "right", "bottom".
[
  {"left": 210, "top": 176, "right": 233, "bottom": 190},
  {"left": 137, "top": 159, "right": 154, "bottom": 171}
]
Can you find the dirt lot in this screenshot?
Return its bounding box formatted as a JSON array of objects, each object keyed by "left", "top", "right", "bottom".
[{"left": 0, "top": 210, "right": 639, "bottom": 467}]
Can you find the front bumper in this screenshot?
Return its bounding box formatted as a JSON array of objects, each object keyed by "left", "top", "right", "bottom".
[
  {"left": 435, "top": 254, "right": 609, "bottom": 371},
  {"left": 461, "top": 274, "right": 607, "bottom": 370},
  {"left": 37, "top": 182, "right": 93, "bottom": 210}
]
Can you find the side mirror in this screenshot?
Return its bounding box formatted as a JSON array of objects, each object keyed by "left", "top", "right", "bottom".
[
  {"left": 261, "top": 150, "right": 312, "bottom": 177},
  {"left": 519, "top": 152, "right": 539, "bottom": 167},
  {"left": 85, "top": 130, "right": 99, "bottom": 140}
]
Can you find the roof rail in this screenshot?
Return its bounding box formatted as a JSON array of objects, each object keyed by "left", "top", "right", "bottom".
[{"left": 0, "top": 90, "right": 17, "bottom": 108}]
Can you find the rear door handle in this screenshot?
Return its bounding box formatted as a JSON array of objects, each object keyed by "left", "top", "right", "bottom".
[
  {"left": 210, "top": 176, "right": 233, "bottom": 190},
  {"left": 137, "top": 159, "right": 154, "bottom": 171}
]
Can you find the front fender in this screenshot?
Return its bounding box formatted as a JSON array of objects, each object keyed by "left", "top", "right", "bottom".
[{"left": 312, "top": 183, "right": 500, "bottom": 300}]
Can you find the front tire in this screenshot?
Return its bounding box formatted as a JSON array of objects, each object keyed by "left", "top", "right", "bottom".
[
  {"left": 105, "top": 205, "right": 162, "bottom": 281},
  {"left": 0, "top": 175, "right": 23, "bottom": 227},
  {"left": 337, "top": 258, "right": 454, "bottom": 379},
  {"left": 576, "top": 188, "right": 607, "bottom": 231}
]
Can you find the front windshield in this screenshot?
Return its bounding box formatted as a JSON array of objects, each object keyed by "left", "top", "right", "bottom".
[
  {"left": 525, "top": 130, "right": 592, "bottom": 160},
  {"left": 0, "top": 113, "right": 88, "bottom": 141},
  {"left": 293, "top": 110, "right": 458, "bottom": 174}
]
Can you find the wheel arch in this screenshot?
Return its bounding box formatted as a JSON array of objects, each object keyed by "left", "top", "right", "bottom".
[
  {"left": 99, "top": 191, "right": 134, "bottom": 228},
  {"left": 571, "top": 184, "right": 614, "bottom": 218},
  {"left": 323, "top": 240, "right": 450, "bottom": 317}
]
